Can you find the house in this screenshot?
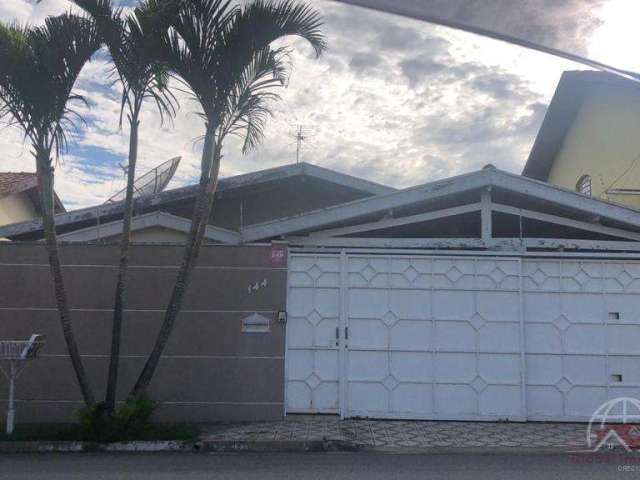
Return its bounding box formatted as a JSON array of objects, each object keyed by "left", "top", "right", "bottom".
[
  {"left": 0, "top": 172, "right": 64, "bottom": 229},
  {"left": 523, "top": 70, "right": 640, "bottom": 208},
  {"left": 2, "top": 161, "right": 640, "bottom": 423},
  {"left": 0, "top": 162, "right": 393, "bottom": 243}
]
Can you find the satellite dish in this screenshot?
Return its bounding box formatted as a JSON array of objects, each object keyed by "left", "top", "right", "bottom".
[{"left": 106, "top": 156, "right": 181, "bottom": 204}]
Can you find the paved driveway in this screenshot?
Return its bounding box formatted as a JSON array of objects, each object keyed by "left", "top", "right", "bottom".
[
  {"left": 201, "top": 417, "right": 588, "bottom": 449},
  {"left": 1, "top": 452, "right": 635, "bottom": 480}
]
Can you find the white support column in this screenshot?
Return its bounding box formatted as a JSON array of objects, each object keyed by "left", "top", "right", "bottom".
[
  {"left": 338, "top": 250, "right": 348, "bottom": 419},
  {"left": 480, "top": 188, "right": 492, "bottom": 242}
]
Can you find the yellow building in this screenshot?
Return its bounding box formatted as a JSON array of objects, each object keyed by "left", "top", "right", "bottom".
[
  {"left": 523, "top": 70, "right": 640, "bottom": 209},
  {"left": 0, "top": 172, "right": 64, "bottom": 230}
]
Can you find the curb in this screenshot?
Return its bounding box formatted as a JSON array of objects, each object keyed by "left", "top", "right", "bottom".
[
  {"left": 0, "top": 439, "right": 353, "bottom": 454},
  {"left": 356, "top": 445, "right": 582, "bottom": 456},
  {"left": 200, "top": 439, "right": 360, "bottom": 453},
  {"left": 0, "top": 440, "right": 201, "bottom": 454},
  {"left": 0, "top": 439, "right": 584, "bottom": 455},
  {"left": 200, "top": 441, "right": 580, "bottom": 455}
]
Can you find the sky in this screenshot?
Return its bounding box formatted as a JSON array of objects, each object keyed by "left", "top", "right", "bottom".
[{"left": 1, "top": 0, "right": 640, "bottom": 209}]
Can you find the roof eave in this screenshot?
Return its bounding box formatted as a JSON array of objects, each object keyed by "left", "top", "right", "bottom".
[
  {"left": 240, "top": 168, "right": 640, "bottom": 242},
  {"left": 56, "top": 211, "right": 240, "bottom": 244},
  {"left": 241, "top": 169, "right": 492, "bottom": 242},
  {"left": 0, "top": 162, "right": 394, "bottom": 239}
]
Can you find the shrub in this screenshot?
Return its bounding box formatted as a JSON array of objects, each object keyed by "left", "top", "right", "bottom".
[
  {"left": 77, "top": 396, "right": 159, "bottom": 442},
  {"left": 111, "top": 395, "right": 158, "bottom": 439},
  {"left": 77, "top": 401, "right": 109, "bottom": 441}
]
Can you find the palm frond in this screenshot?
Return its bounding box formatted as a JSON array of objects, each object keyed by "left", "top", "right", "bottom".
[
  {"left": 30, "top": 14, "right": 100, "bottom": 157},
  {"left": 0, "top": 14, "right": 100, "bottom": 161},
  {"left": 163, "top": 0, "right": 325, "bottom": 153},
  {"left": 160, "top": 0, "right": 238, "bottom": 118},
  {"left": 70, "top": 0, "right": 179, "bottom": 123},
  {"left": 0, "top": 23, "right": 36, "bottom": 139},
  {"left": 237, "top": 0, "right": 326, "bottom": 58},
  {"left": 219, "top": 46, "right": 290, "bottom": 152}
]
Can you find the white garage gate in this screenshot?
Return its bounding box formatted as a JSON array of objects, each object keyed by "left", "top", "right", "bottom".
[{"left": 285, "top": 252, "right": 640, "bottom": 421}]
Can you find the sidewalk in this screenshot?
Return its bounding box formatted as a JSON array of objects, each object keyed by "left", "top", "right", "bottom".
[{"left": 200, "top": 416, "right": 588, "bottom": 452}]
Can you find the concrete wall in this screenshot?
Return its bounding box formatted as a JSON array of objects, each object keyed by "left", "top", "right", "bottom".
[
  {"left": 0, "top": 192, "right": 37, "bottom": 227},
  {"left": 548, "top": 83, "right": 640, "bottom": 208},
  {"left": 0, "top": 243, "right": 288, "bottom": 423}
]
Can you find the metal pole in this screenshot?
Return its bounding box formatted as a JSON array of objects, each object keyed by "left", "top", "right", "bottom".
[
  {"left": 296, "top": 126, "right": 302, "bottom": 164},
  {"left": 6, "top": 361, "right": 15, "bottom": 435}
]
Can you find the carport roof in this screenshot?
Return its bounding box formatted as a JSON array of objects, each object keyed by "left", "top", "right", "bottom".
[{"left": 241, "top": 166, "right": 640, "bottom": 242}]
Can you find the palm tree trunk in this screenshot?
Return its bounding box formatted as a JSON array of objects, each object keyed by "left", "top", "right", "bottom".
[
  {"left": 130, "top": 127, "right": 220, "bottom": 398},
  {"left": 105, "top": 117, "right": 140, "bottom": 413},
  {"left": 35, "top": 156, "right": 95, "bottom": 407}
]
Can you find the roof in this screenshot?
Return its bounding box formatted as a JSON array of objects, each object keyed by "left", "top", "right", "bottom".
[
  {"left": 241, "top": 166, "right": 640, "bottom": 242},
  {"left": 7, "top": 164, "right": 640, "bottom": 249},
  {"left": 130, "top": 161, "right": 394, "bottom": 202},
  {"left": 56, "top": 211, "right": 240, "bottom": 244},
  {"left": 522, "top": 70, "right": 640, "bottom": 181},
  {"left": 217, "top": 162, "right": 395, "bottom": 195},
  {"left": 0, "top": 172, "right": 37, "bottom": 198},
  {"left": 0, "top": 171, "right": 65, "bottom": 213},
  {"left": 0, "top": 162, "right": 394, "bottom": 239}
]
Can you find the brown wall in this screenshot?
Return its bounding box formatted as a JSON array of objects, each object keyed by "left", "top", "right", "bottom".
[
  {"left": 164, "top": 176, "right": 373, "bottom": 231},
  {"left": 0, "top": 243, "right": 287, "bottom": 423}
]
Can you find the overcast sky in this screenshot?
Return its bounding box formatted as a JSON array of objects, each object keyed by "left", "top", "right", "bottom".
[{"left": 1, "top": 0, "right": 639, "bottom": 209}]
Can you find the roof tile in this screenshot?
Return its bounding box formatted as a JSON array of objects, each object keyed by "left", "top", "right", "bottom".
[{"left": 0, "top": 172, "right": 37, "bottom": 198}]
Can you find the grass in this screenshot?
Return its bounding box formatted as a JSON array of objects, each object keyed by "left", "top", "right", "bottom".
[{"left": 0, "top": 423, "right": 199, "bottom": 443}]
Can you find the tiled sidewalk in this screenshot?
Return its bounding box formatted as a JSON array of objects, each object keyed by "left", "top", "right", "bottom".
[{"left": 201, "top": 416, "right": 588, "bottom": 449}]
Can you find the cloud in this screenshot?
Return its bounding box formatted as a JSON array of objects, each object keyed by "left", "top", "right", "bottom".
[
  {"left": 377, "top": 22, "right": 443, "bottom": 52},
  {"left": 0, "top": 0, "right": 602, "bottom": 208},
  {"left": 0, "top": 0, "right": 32, "bottom": 22},
  {"left": 399, "top": 55, "right": 448, "bottom": 87},
  {"left": 349, "top": 52, "right": 383, "bottom": 74}
]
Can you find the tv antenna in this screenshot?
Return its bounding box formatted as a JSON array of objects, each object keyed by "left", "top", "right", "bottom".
[
  {"left": 105, "top": 156, "right": 181, "bottom": 204},
  {"left": 290, "top": 125, "right": 315, "bottom": 164}
]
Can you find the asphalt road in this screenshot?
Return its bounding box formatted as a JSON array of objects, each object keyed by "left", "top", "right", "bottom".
[{"left": 0, "top": 451, "right": 636, "bottom": 479}]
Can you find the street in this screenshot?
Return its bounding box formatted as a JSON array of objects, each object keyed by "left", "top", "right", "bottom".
[{"left": 0, "top": 451, "right": 635, "bottom": 479}]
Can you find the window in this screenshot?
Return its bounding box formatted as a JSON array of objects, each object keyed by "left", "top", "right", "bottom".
[{"left": 576, "top": 175, "right": 592, "bottom": 196}]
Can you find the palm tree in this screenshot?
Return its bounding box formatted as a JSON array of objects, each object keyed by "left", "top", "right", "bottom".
[
  {"left": 0, "top": 14, "right": 101, "bottom": 406},
  {"left": 69, "top": 0, "right": 178, "bottom": 413},
  {"left": 131, "top": 0, "right": 326, "bottom": 397}
]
